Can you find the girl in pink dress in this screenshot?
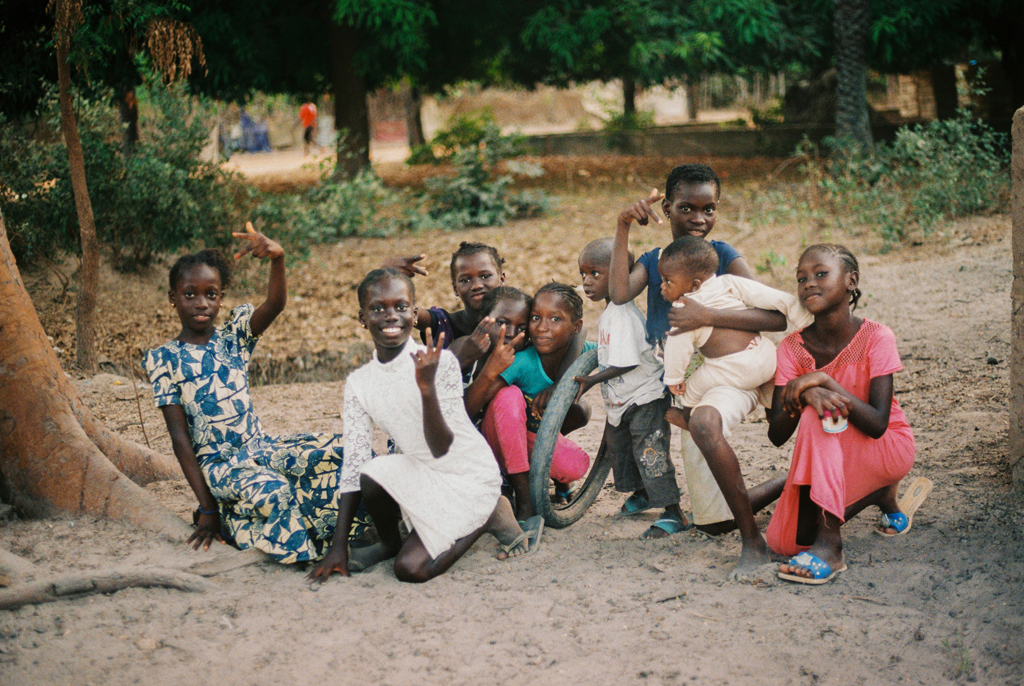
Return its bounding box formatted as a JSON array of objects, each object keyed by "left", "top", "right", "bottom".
[{"left": 766, "top": 244, "right": 915, "bottom": 584}]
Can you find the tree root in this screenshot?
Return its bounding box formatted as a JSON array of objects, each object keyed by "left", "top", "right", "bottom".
[
  {"left": 183, "top": 548, "right": 271, "bottom": 577},
  {"left": 0, "top": 568, "right": 211, "bottom": 611},
  {"left": 0, "top": 548, "right": 38, "bottom": 587}
]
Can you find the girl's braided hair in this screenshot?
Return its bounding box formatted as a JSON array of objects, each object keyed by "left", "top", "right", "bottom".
[
  {"left": 535, "top": 282, "right": 583, "bottom": 321},
  {"left": 169, "top": 249, "right": 232, "bottom": 291},
  {"left": 449, "top": 242, "right": 505, "bottom": 284},
  {"left": 481, "top": 286, "right": 531, "bottom": 317},
  {"left": 357, "top": 268, "right": 415, "bottom": 308},
  {"left": 802, "top": 243, "right": 862, "bottom": 310}
]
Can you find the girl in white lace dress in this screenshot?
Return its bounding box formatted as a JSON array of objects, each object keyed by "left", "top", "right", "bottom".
[{"left": 308, "top": 269, "right": 540, "bottom": 583}]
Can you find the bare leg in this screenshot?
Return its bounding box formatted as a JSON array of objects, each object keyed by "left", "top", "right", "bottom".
[
  {"left": 392, "top": 496, "right": 527, "bottom": 583},
  {"left": 359, "top": 474, "right": 403, "bottom": 558},
  {"left": 506, "top": 472, "right": 534, "bottom": 520},
  {"left": 688, "top": 406, "right": 769, "bottom": 572},
  {"left": 697, "top": 474, "right": 788, "bottom": 536},
  {"left": 779, "top": 483, "right": 898, "bottom": 579}
]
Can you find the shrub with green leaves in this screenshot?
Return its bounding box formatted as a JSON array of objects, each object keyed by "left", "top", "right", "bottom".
[
  {"left": 0, "top": 80, "right": 250, "bottom": 270},
  {"left": 253, "top": 162, "right": 409, "bottom": 247},
  {"left": 406, "top": 110, "right": 527, "bottom": 165},
  {"left": 813, "top": 108, "right": 1009, "bottom": 248},
  {"left": 419, "top": 121, "right": 547, "bottom": 229}
]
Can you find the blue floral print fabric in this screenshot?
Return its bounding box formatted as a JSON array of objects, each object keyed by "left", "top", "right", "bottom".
[{"left": 144, "top": 305, "right": 365, "bottom": 563}]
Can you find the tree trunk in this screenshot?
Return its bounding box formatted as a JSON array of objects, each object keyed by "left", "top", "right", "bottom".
[
  {"left": 0, "top": 207, "right": 189, "bottom": 541},
  {"left": 405, "top": 83, "right": 426, "bottom": 147},
  {"left": 622, "top": 75, "right": 637, "bottom": 118},
  {"left": 329, "top": 20, "right": 370, "bottom": 179},
  {"left": 685, "top": 76, "right": 699, "bottom": 121},
  {"left": 832, "top": 0, "right": 872, "bottom": 149},
  {"left": 930, "top": 64, "right": 958, "bottom": 120},
  {"left": 55, "top": 37, "right": 99, "bottom": 372},
  {"left": 118, "top": 88, "right": 140, "bottom": 159},
  {"left": 1011, "top": 107, "right": 1024, "bottom": 484}
]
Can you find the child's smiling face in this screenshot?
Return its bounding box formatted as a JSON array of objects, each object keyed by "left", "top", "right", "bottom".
[
  {"left": 169, "top": 264, "right": 223, "bottom": 339},
  {"left": 663, "top": 181, "right": 719, "bottom": 240},
  {"left": 452, "top": 252, "right": 504, "bottom": 313},
  {"left": 487, "top": 298, "right": 530, "bottom": 351},
  {"left": 796, "top": 249, "right": 857, "bottom": 315},
  {"left": 529, "top": 291, "right": 582, "bottom": 355},
  {"left": 359, "top": 276, "right": 417, "bottom": 357}
]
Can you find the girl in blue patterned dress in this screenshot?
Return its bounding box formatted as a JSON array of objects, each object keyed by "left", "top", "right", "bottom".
[{"left": 144, "top": 223, "right": 360, "bottom": 563}]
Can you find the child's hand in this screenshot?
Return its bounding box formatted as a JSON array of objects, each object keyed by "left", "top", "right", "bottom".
[
  {"left": 800, "top": 386, "right": 852, "bottom": 421},
  {"left": 232, "top": 221, "right": 284, "bottom": 260},
  {"left": 781, "top": 371, "right": 832, "bottom": 417},
  {"left": 412, "top": 329, "right": 444, "bottom": 394},
  {"left": 382, "top": 254, "right": 429, "bottom": 277},
  {"left": 463, "top": 316, "right": 495, "bottom": 361},
  {"left": 668, "top": 382, "right": 686, "bottom": 397},
  {"left": 573, "top": 374, "right": 596, "bottom": 403},
  {"left": 480, "top": 324, "right": 522, "bottom": 377},
  {"left": 531, "top": 385, "right": 556, "bottom": 422},
  {"left": 618, "top": 188, "right": 664, "bottom": 228},
  {"left": 667, "top": 297, "right": 711, "bottom": 333},
  {"left": 307, "top": 544, "right": 350, "bottom": 582},
  {"left": 186, "top": 511, "right": 224, "bottom": 551}
]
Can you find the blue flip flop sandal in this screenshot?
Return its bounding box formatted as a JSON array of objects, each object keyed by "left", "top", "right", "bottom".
[
  {"left": 619, "top": 492, "right": 652, "bottom": 516},
  {"left": 640, "top": 512, "right": 694, "bottom": 539},
  {"left": 777, "top": 552, "right": 847, "bottom": 585}
]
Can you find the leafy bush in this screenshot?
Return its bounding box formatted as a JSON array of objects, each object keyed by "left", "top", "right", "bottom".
[
  {"left": 0, "top": 80, "right": 250, "bottom": 270},
  {"left": 254, "top": 160, "right": 409, "bottom": 246},
  {"left": 406, "top": 110, "right": 528, "bottom": 165},
  {"left": 419, "top": 123, "right": 547, "bottom": 229},
  {"left": 603, "top": 110, "right": 655, "bottom": 151},
  {"left": 811, "top": 108, "right": 1009, "bottom": 248}
]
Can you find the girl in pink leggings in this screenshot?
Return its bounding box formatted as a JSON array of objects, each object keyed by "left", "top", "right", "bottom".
[{"left": 465, "top": 283, "right": 594, "bottom": 521}]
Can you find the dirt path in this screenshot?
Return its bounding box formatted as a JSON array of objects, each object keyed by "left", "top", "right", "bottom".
[{"left": 2, "top": 214, "right": 1020, "bottom": 684}]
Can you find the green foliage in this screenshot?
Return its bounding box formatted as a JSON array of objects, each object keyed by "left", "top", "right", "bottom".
[
  {"left": 751, "top": 103, "right": 784, "bottom": 128},
  {"left": 406, "top": 110, "right": 527, "bottom": 165},
  {"left": 755, "top": 249, "right": 787, "bottom": 275},
  {"left": 254, "top": 161, "right": 409, "bottom": 245},
  {"left": 602, "top": 109, "right": 654, "bottom": 151},
  {"left": 812, "top": 107, "right": 1009, "bottom": 248},
  {"left": 419, "top": 122, "right": 546, "bottom": 229},
  {"left": 0, "top": 80, "right": 250, "bottom": 270}
]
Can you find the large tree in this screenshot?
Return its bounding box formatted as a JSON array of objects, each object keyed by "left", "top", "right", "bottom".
[
  {"left": 0, "top": 206, "right": 186, "bottom": 536},
  {"left": 833, "top": 0, "right": 872, "bottom": 147}
]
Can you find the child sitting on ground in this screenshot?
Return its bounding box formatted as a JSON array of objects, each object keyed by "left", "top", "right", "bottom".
[
  {"left": 144, "top": 224, "right": 369, "bottom": 563},
  {"left": 767, "top": 244, "right": 918, "bottom": 584},
  {"left": 465, "top": 283, "right": 594, "bottom": 521},
  {"left": 574, "top": 238, "right": 687, "bottom": 539},
  {"left": 307, "top": 269, "right": 539, "bottom": 584}
]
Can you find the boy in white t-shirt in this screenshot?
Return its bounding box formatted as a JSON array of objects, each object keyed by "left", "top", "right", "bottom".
[{"left": 575, "top": 239, "right": 690, "bottom": 538}]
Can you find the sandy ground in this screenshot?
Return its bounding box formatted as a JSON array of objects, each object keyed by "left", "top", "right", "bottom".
[{"left": 1, "top": 212, "right": 1020, "bottom": 684}]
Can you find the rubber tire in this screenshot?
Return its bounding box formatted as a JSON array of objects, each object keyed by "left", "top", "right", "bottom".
[{"left": 528, "top": 349, "right": 612, "bottom": 529}]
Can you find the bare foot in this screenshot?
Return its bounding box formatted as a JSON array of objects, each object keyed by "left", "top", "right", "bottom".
[
  {"left": 486, "top": 496, "right": 532, "bottom": 560},
  {"left": 732, "top": 535, "right": 771, "bottom": 577},
  {"left": 348, "top": 542, "right": 395, "bottom": 573}
]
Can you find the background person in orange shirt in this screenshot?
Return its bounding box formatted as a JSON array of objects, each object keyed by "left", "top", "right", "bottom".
[{"left": 299, "top": 101, "right": 318, "bottom": 155}]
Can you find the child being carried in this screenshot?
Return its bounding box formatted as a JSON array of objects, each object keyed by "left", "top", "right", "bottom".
[{"left": 659, "top": 236, "right": 812, "bottom": 418}]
